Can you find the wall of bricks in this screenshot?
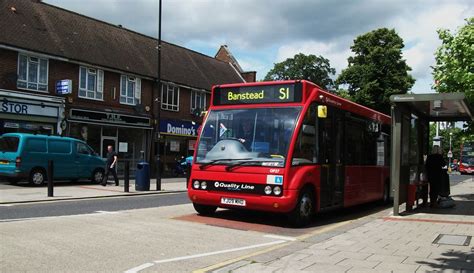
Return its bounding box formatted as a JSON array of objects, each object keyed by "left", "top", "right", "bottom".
[{"left": 0, "top": 48, "right": 206, "bottom": 124}]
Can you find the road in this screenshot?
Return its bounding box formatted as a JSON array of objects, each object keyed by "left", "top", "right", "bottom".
[
  {"left": 0, "top": 190, "right": 391, "bottom": 272},
  {"left": 0, "top": 192, "right": 189, "bottom": 221},
  {"left": 0, "top": 175, "right": 470, "bottom": 272}
]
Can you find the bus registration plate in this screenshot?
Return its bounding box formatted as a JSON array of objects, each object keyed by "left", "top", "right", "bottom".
[{"left": 221, "top": 197, "right": 246, "bottom": 206}]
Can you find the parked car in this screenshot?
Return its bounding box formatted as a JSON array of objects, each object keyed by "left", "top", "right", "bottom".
[{"left": 0, "top": 133, "right": 106, "bottom": 185}]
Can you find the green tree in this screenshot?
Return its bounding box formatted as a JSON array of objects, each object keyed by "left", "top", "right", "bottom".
[
  {"left": 264, "top": 53, "right": 336, "bottom": 91},
  {"left": 432, "top": 17, "right": 473, "bottom": 132},
  {"left": 336, "top": 28, "right": 415, "bottom": 114}
]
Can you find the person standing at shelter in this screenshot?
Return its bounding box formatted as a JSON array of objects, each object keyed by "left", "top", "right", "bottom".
[
  {"left": 425, "top": 145, "right": 446, "bottom": 208},
  {"left": 101, "top": 145, "right": 119, "bottom": 186}
]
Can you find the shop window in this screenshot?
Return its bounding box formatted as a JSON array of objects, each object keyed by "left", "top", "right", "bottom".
[
  {"left": 190, "top": 90, "right": 207, "bottom": 113},
  {"left": 17, "top": 54, "right": 48, "bottom": 92},
  {"left": 79, "top": 67, "right": 104, "bottom": 100},
  {"left": 161, "top": 83, "right": 179, "bottom": 111},
  {"left": 120, "top": 75, "right": 141, "bottom": 105}
]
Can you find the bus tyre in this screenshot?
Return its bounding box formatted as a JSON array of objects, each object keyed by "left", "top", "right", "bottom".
[
  {"left": 193, "top": 203, "right": 217, "bottom": 216},
  {"left": 29, "top": 168, "right": 46, "bottom": 186},
  {"left": 288, "top": 188, "right": 314, "bottom": 227}
]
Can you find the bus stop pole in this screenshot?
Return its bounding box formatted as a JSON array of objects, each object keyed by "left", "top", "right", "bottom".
[{"left": 390, "top": 106, "right": 402, "bottom": 216}]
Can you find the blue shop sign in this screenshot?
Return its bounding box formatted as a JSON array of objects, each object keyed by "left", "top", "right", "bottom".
[
  {"left": 56, "top": 79, "right": 72, "bottom": 95},
  {"left": 160, "top": 119, "right": 199, "bottom": 137}
]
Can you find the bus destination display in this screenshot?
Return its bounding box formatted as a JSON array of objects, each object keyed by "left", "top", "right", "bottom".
[{"left": 213, "top": 83, "right": 302, "bottom": 105}]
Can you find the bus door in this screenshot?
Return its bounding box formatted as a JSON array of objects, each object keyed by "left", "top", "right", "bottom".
[{"left": 319, "top": 107, "right": 344, "bottom": 209}]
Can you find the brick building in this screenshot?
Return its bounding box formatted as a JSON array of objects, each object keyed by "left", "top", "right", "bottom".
[{"left": 0, "top": 0, "right": 253, "bottom": 174}]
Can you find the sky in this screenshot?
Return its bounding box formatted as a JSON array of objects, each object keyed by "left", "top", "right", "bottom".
[{"left": 45, "top": 0, "right": 473, "bottom": 94}]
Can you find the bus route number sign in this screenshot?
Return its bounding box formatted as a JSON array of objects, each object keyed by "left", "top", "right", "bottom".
[{"left": 213, "top": 83, "right": 302, "bottom": 105}]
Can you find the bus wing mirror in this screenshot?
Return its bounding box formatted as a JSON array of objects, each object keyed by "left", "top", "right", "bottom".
[{"left": 318, "top": 105, "right": 327, "bottom": 118}]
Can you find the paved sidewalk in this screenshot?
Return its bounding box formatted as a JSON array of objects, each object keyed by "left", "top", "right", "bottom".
[
  {"left": 212, "top": 176, "right": 474, "bottom": 273},
  {"left": 0, "top": 178, "right": 187, "bottom": 204}
]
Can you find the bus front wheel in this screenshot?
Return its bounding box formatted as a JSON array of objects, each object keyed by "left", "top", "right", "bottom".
[
  {"left": 193, "top": 203, "right": 217, "bottom": 216},
  {"left": 288, "top": 188, "right": 314, "bottom": 227}
]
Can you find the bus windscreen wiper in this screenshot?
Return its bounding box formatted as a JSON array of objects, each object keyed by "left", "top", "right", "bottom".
[
  {"left": 199, "top": 158, "right": 252, "bottom": 170},
  {"left": 225, "top": 160, "right": 270, "bottom": 171}
]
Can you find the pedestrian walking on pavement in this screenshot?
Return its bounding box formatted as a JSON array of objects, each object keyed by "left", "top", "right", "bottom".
[
  {"left": 102, "top": 145, "right": 119, "bottom": 186},
  {"left": 425, "top": 145, "right": 446, "bottom": 208}
]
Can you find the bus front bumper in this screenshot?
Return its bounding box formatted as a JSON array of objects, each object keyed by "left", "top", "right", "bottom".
[{"left": 187, "top": 189, "right": 299, "bottom": 213}]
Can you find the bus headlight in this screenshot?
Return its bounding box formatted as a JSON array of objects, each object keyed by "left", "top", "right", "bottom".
[
  {"left": 264, "top": 186, "right": 272, "bottom": 195},
  {"left": 193, "top": 180, "right": 200, "bottom": 189},
  {"left": 200, "top": 181, "right": 207, "bottom": 190},
  {"left": 273, "top": 186, "right": 281, "bottom": 195}
]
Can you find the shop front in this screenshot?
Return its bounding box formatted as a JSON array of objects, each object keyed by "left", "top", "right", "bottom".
[
  {"left": 67, "top": 108, "right": 152, "bottom": 175},
  {"left": 158, "top": 118, "right": 199, "bottom": 175},
  {"left": 0, "top": 89, "right": 65, "bottom": 135}
]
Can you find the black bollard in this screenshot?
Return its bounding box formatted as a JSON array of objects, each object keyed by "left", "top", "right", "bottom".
[
  {"left": 47, "top": 160, "right": 54, "bottom": 197},
  {"left": 124, "top": 161, "right": 130, "bottom": 192}
]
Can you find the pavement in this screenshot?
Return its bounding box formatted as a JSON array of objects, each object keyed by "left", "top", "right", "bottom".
[
  {"left": 209, "top": 176, "right": 474, "bottom": 273},
  {"left": 0, "top": 177, "right": 187, "bottom": 204}
]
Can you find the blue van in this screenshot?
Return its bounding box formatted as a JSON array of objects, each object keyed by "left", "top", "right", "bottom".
[{"left": 0, "top": 133, "right": 106, "bottom": 185}]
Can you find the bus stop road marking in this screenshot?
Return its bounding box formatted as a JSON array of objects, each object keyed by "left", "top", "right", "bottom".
[
  {"left": 124, "top": 240, "right": 288, "bottom": 273},
  {"left": 173, "top": 213, "right": 306, "bottom": 236}
]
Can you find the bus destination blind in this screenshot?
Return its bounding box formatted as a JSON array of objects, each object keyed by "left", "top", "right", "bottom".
[{"left": 213, "top": 83, "right": 302, "bottom": 105}]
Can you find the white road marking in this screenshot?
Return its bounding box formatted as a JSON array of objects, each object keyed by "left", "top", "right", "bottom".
[
  {"left": 263, "top": 234, "right": 297, "bottom": 241},
  {"left": 0, "top": 210, "right": 121, "bottom": 223},
  {"left": 124, "top": 262, "right": 154, "bottom": 273},
  {"left": 95, "top": 210, "right": 120, "bottom": 214},
  {"left": 124, "top": 240, "right": 286, "bottom": 273}
]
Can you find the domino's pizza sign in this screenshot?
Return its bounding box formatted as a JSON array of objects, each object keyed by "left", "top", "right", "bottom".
[{"left": 56, "top": 80, "right": 72, "bottom": 95}]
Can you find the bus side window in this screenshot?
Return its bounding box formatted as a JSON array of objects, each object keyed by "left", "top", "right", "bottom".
[{"left": 292, "top": 104, "right": 317, "bottom": 165}]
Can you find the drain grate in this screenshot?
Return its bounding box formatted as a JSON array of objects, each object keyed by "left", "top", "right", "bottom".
[{"left": 433, "top": 234, "right": 471, "bottom": 246}]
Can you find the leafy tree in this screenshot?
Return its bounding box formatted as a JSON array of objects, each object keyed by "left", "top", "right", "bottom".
[
  {"left": 264, "top": 53, "right": 336, "bottom": 91},
  {"left": 432, "top": 17, "right": 473, "bottom": 132},
  {"left": 336, "top": 28, "right": 415, "bottom": 114}
]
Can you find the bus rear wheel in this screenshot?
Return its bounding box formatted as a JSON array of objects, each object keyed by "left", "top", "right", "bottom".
[
  {"left": 193, "top": 203, "right": 217, "bottom": 216},
  {"left": 288, "top": 188, "right": 314, "bottom": 227}
]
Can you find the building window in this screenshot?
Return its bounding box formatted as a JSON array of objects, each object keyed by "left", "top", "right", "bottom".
[
  {"left": 17, "top": 54, "right": 48, "bottom": 91},
  {"left": 161, "top": 83, "right": 179, "bottom": 111},
  {"left": 79, "top": 67, "right": 104, "bottom": 100},
  {"left": 190, "top": 90, "right": 207, "bottom": 113},
  {"left": 120, "top": 75, "right": 141, "bottom": 105}
]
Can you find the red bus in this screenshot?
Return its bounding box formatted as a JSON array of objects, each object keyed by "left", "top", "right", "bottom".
[
  {"left": 459, "top": 141, "right": 473, "bottom": 174},
  {"left": 187, "top": 80, "right": 391, "bottom": 226}
]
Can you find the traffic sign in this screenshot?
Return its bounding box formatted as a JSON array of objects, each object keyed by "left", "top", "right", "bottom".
[{"left": 447, "top": 150, "right": 453, "bottom": 158}]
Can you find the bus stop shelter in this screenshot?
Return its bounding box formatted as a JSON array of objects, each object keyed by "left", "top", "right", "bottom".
[{"left": 390, "top": 93, "right": 473, "bottom": 215}]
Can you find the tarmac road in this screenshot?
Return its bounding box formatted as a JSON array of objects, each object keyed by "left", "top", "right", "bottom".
[{"left": 0, "top": 192, "right": 190, "bottom": 221}]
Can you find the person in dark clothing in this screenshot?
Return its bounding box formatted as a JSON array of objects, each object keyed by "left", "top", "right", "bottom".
[
  {"left": 238, "top": 122, "right": 254, "bottom": 150},
  {"left": 101, "top": 145, "right": 119, "bottom": 186},
  {"left": 425, "top": 145, "right": 446, "bottom": 208}
]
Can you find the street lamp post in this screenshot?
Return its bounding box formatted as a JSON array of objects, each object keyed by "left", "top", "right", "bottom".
[{"left": 156, "top": 0, "right": 162, "bottom": 190}]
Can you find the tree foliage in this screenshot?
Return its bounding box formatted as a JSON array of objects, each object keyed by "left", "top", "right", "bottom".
[
  {"left": 336, "top": 28, "right": 415, "bottom": 114},
  {"left": 432, "top": 17, "right": 473, "bottom": 132},
  {"left": 428, "top": 122, "right": 474, "bottom": 161},
  {"left": 264, "top": 53, "right": 336, "bottom": 91}
]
